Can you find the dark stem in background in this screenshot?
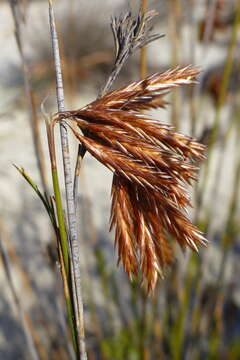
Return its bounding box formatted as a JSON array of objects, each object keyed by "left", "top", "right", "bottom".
[
  {"left": 9, "top": 0, "right": 48, "bottom": 194},
  {"left": 168, "top": 0, "right": 181, "bottom": 130},
  {"left": 195, "top": 1, "right": 240, "bottom": 218},
  {"left": 0, "top": 219, "right": 40, "bottom": 360},
  {"left": 190, "top": 0, "right": 218, "bottom": 136},
  {"left": 48, "top": 1, "right": 87, "bottom": 359},
  {"left": 140, "top": 0, "right": 148, "bottom": 79},
  {"left": 139, "top": 3, "right": 148, "bottom": 360}
]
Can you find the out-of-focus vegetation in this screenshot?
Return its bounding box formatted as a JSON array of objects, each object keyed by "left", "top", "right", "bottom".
[{"left": 0, "top": 0, "right": 240, "bottom": 359}]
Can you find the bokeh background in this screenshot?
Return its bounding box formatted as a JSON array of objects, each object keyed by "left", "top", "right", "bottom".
[{"left": 0, "top": 0, "right": 240, "bottom": 359}]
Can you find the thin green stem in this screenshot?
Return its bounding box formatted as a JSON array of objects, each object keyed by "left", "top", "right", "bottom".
[
  {"left": 51, "top": 169, "right": 69, "bottom": 275},
  {"left": 48, "top": 1, "right": 87, "bottom": 358}
]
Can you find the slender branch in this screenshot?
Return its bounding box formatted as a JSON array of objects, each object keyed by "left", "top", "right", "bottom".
[
  {"left": 168, "top": 0, "right": 182, "bottom": 130},
  {"left": 201, "top": 0, "right": 218, "bottom": 50},
  {"left": 140, "top": 0, "right": 148, "bottom": 79},
  {"left": 48, "top": 1, "right": 87, "bottom": 359},
  {"left": 99, "top": 9, "right": 162, "bottom": 98},
  {"left": 0, "top": 220, "right": 40, "bottom": 360},
  {"left": 58, "top": 243, "right": 78, "bottom": 354},
  {"left": 195, "top": 1, "right": 240, "bottom": 215},
  {"left": 139, "top": 4, "right": 148, "bottom": 356},
  {"left": 9, "top": 0, "right": 48, "bottom": 195},
  {"left": 189, "top": 0, "right": 218, "bottom": 137}
]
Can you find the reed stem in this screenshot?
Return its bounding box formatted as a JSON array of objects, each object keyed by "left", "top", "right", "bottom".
[{"left": 48, "top": 1, "right": 87, "bottom": 358}]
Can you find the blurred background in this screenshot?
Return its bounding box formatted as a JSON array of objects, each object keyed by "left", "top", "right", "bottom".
[{"left": 0, "top": 0, "right": 240, "bottom": 359}]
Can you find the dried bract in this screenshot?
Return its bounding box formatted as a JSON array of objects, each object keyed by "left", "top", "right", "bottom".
[
  {"left": 100, "top": 10, "right": 164, "bottom": 97},
  {"left": 58, "top": 66, "right": 207, "bottom": 292},
  {"left": 111, "top": 10, "right": 162, "bottom": 64}
]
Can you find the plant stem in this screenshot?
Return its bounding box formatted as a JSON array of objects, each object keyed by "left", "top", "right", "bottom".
[
  {"left": 139, "top": 5, "right": 148, "bottom": 357},
  {"left": 168, "top": 0, "right": 181, "bottom": 130},
  {"left": 52, "top": 169, "right": 69, "bottom": 274},
  {"left": 9, "top": 0, "right": 48, "bottom": 194},
  {"left": 58, "top": 244, "right": 78, "bottom": 354},
  {"left": 195, "top": 1, "right": 240, "bottom": 216},
  {"left": 140, "top": 0, "right": 148, "bottom": 79},
  {"left": 0, "top": 220, "right": 40, "bottom": 360},
  {"left": 188, "top": 0, "right": 217, "bottom": 136},
  {"left": 48, "top": 1, "right": 87, "bottom": 359}
]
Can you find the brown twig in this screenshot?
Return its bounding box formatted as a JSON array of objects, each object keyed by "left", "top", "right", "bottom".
[
  {"left": 168, "top": 0, "right": 182, "bottom": 130},
  {"left": 48, "top": 1, "right": 87, "bottom": 359},
  {"left": 190, "top": 0, "right": 218, "bottom": 136},
  {"left": 0, "top": 218, "right": 41, "bottom": 360},
  {"left": 9, "top": 0, "right": 48, "bottom": 194},
  {"left": 9, "top": 0, "right": 48, "bottom": 193},
  {"left": 140, "top": 0, "right": 148, "bottom": 79}
]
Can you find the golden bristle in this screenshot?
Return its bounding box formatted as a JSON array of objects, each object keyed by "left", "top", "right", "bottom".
[{"left": 57, "top": 65, "right": 207, "bottom": 292}]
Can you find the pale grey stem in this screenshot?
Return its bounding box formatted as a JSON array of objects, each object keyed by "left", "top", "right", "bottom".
[
  {"left": 48, "top": 1, "right": 87, "bottom": 359},
  {"left": 9, "top": 0, "right": 48, "bottom": 195},
  {"left": 0, "top": 234, "right": 40, "bottom": 360}
]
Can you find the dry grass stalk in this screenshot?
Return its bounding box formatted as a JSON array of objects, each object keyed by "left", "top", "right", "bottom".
[
  {"left": 9, "top": 0, "right": 48, "bottom": 194},
  {"left": 0, "top": 218, "right": 41, "bottom": 360},
  {"left": 57, "top": 65, "right": 207, "bottom": 292},
  {"left": 140, "top": 0, "right": 149, "bottom": 79},
  {"left": 100, "top": 9, "right": 163, "bottom": 97},
  {"left": 48, "top": 1, "right": 87, "bottom": 358}
]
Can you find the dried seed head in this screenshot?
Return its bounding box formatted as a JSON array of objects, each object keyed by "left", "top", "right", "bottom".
[
  {"left": 100, "top": 9, "right": 164, "bottom": 97},
  {"left": 111, "top": 10, "right": 162, "bottom": 62},
  {"left": 58, "top": 66, "right": 207, "bottom": 292}
]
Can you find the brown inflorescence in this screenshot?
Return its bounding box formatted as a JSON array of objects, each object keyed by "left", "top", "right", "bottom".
[{"left": 58, "top": 65, "right": 207, "bottom": 292}]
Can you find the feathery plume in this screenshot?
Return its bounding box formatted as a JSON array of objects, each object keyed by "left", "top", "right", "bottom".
[
  {"left": 100, "top": 9, "right": 164, "bottom": 97},
  {"left": 57, "top": 65, "right": 207, "bottom": 292},
  {"left": 111, "top": 9, "right": 162, "bottom": 62}
]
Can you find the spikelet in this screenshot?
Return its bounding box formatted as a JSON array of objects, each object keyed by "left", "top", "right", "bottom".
[{"left": 58, "top": 65, "right": 207, "bottom": 292}]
